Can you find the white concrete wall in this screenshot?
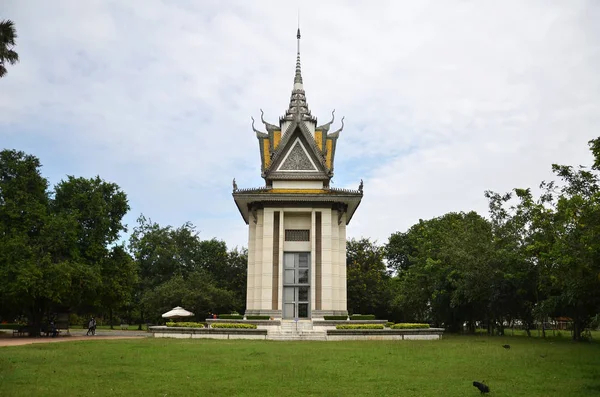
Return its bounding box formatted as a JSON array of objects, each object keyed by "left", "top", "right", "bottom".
[
  {"left": 250, "top": 209, "right": 264, "bottom": 311},
  {"left": 246, "top": 214, "right": 256, "bottom": 310},
  {"left": 338, "top": 212, "right": 347, "bottom": 311},
  {"left": 260, "top": 209, "right": 274, "bottom": 310},
  {"left": 331, "top": 210, "right": 340, "bottom": 310},
  {"left": 272, "top": 180, "right": 323, "bottom": 189},
  {"left": 282, "top": 212, "right": 311, "bottom": 252},
  {"left": 321, "top": 208, "right": 333, "bottom": 311},
  {"left": 245, "top": 206, "right": 348, "bottom": 316}
]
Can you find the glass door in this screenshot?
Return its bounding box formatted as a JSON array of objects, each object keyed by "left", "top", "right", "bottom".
[{"left": 282, "top": 252, "right": 310, "bottom": 319}]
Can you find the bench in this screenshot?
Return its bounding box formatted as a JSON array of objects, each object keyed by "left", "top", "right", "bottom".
[{"left": 120, "top": 324, "right": 129, "bottom": 330}]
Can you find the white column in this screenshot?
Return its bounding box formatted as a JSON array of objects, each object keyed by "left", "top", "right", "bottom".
[
  {"left": 321, "top": 208, "right": 333, "bottom": 311},
  {"left": 246, "top": 218, "right": 256, "bottom": 311},
  {"left": 331, "top": 210, "right": 340, "bottom": 310},
  {"left": 278, "top": 210, "right": 285, "bottom": 312},
  {"left": 310, "top": 210, "right": 316, "bottom": 313},
  {"left": 260, "top": 208, "right": 274, "bottom": 310},
  {"left": 252, "top": 209, "right": 264, "bottom": 312},
  {"left": 338, "top": 212, "right": 347, "bottom": 312}
]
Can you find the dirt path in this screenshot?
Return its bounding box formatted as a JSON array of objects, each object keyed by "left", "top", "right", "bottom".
[{"left": 0, "top": 335, "right": 146, "bottom": 347}]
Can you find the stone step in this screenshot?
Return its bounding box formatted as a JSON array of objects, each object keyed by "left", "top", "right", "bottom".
[{"left": 267, "top": 335, "right": 327, "bottom": 341}]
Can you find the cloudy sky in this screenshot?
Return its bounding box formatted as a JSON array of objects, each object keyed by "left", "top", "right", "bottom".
[{"left": 2, "top": 0, "right": 599, "bottom": 249}]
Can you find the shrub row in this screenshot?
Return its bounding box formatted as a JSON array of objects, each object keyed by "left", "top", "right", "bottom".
[
  {"left": 385, "top": 322, "right": 395, "bottom": 328},
  {"left": 350, "top": 314, "right": 376, "bottom": 321},
  {"left": 391, "top": 323, "right": 430, "bottom": 329},
  {"left": 217, "top": 314, "right": 244, "bottom": 319},
  {"left": 212, "top": 323, "right": 257, "bottom": 329},
  {"left": 245, "top": 315, "right": 271, "bottom": 320},
  {"left": 165, "top": 322, "right": 204, "bottom": 328},
  {"left": 323, "top": 316, "right": 348, "bottom": 320},
  {"left": 0, "top": 323, "right": 23, "bottom": 330},
  {"left": 335, "top": 324, "right": 384, "bottom": 330}
]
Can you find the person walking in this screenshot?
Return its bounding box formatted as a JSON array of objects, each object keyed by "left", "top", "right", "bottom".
[{"left": 86, "top": 317, "right": 97, "bottom": 336}]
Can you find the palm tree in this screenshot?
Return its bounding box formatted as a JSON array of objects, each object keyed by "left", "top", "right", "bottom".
[{"left": 0, "top": 19, "right": 19, "bottom": 78}]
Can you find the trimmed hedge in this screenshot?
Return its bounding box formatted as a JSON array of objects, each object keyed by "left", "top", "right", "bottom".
[
  {"left": 391, "top": 323, "right": 430, "bottom": 329},
  {"left": 385, "top": 322, "right": 395, "bottom": 328},
  {"left": 212, "top": 323, "right": 257, "bottom": 329},
  {"left": 166, "top": 322, "right": 204, "bottom": 328},
  {"left": 350, "top": 314, "right": 376, "bottom": 321},
  {"left": 217, "top": 314, "right": 244, "bottom": 320},
  {"left": 0, "top": 324, "right": 23, "bottom": 330},
  {"left": 245, "top": 315, "right": 271, "bottom": 320},
  {"left": 336, "top": 324, "right": 384, "bottom": 330},
  {"left": 323, "top": 316, "right": 348, "bottom": 320}
]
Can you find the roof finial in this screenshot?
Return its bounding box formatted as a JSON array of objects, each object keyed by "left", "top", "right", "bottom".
[
  {"left": 297, "top": 9, "right": 301, "bottom": 54},
  {"left": 294, "top": 14, "right": 303, "bottom": 89}
]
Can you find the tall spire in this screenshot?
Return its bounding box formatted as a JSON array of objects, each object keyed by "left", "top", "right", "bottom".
[
  {"left": 282, "top": 24, "right": 315, "bottom": 123},
  {"left": 294, "top": 26, "right": 303, "bottom": 89}
]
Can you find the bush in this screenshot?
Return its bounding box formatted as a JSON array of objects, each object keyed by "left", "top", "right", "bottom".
[
  {"left": 323, "top": 316, "right": 348, "bottom": 320},
  {"left": 350, "top": 315, "right": 376, "bottom": 321},
  {"left": 391, "top": 323, "right": 430, "bottom": 329},
  {"left": 217, "top": 314, "right": 244, "bottom": 320},
  {"left": 212, "top": 323, "right": 257, "bottom": 329},
  {"left": 245, "top": 316, "right": 271, "bottom": 320},
  {"left": 385, "top": 322, "right": 395, "bottom": 328},
  {"left": 0, "top": 323, "right": 23, "bottom": 330},
  {"left": 335, "top": 324, "right": 384, "bottom": 330},
  {"left": 165, "top": 322, "right": 204, "bottom": 328}
]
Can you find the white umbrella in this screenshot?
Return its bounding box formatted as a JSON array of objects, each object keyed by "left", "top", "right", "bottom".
[{"left": 161, "top": 306, "right": 195, "bottom": 319}]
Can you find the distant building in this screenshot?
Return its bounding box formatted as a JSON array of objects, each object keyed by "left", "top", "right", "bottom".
[{"left": 232, "top": 28, "right": 363, "bottom": 320}]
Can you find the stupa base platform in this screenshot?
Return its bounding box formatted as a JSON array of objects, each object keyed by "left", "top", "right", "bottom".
[{"left": 149, "top": 320, "right": 444, "bottom": 341}]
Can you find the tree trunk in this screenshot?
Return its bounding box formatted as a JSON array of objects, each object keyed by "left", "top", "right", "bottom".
[
  {"left": 138, "top": 309, "right": 145, "bottom": 331},
  {"left": 110, "top": 308, "right": 114, "bottom": 330},
  {"left": 541, "top": 317, "right": 546, "bottom": 338},
  {"left": 572, "top": 316, "right": 584, "bottom": 341}
]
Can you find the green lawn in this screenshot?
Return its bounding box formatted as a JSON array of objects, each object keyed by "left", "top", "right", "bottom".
[{"left": 1, "top": 335, "right": 599, "bottom": 396}]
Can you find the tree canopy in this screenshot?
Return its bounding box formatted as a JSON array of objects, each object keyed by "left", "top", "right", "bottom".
[{"left": 0, "top": 19, "right": 19, "bottom": 78}]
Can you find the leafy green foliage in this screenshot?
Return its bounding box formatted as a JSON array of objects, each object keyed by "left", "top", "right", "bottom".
[
  {"left": 0, "top": 19, "right": 19, "bottom": 78},
  {"left": 386, "top": 211, "right": 495, "bottom": 331},
  {"left": 217, "top": 314, "right": 244, "bottom": 319},
  {"left": 346, "top": 238, "right": 391, "bottom": 319},
  {"left": 0, "top": 150, "right": 132, "bottom": 331},
  {"left": 211, "top": 323, "right": 257, "bottom": 329},
  {"left": 129, "top": 216, "right": 247, "bottom": 323},
  {"left": 335, "top": 324, "right": 384, "bottom": 329},
  {"left": 349, "top": 314, "right": 376, "bottom": 320},
  {"left": 391, "top": 323, "right": 430, "bottom": 329},
  {"left": 323, "top": 316, "right": 348, "bottom": 320},
  {"left": 245, "top": 315, "right": 271, "bottom": 320},
  {"left": 165, "top": 322, "right": 204, "bottom": 328}
]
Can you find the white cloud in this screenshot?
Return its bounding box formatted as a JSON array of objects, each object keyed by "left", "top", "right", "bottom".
[{"left": 1, "top": 0, "right": 599, "bottom": 248}]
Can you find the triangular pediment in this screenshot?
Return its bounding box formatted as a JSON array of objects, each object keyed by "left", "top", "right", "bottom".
[
  {"left": 277, "top": 138, "right": 318, "bottom": 172},
  {"left": 264, "top": 122, "right": 330, "bottom": 180}
]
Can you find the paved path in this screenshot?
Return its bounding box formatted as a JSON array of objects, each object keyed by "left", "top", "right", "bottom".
[{"left": 0, "top": 329, "right": 151, "bottom": 347}]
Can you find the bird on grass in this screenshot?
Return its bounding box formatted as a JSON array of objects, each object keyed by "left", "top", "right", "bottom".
[
  {"left": 473, "top": 381, "right": 490, "bottom": 394},
  {"left": 502, "top": 344, "right": 511, "bottom": 349}
]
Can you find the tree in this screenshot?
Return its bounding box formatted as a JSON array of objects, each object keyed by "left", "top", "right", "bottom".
[
  {"left": 0, "top": 150, "right": 133, "bottom": 331},
  {"left": 129, "top": 217, "right": 246, "bottom": 321},
  {"left": 386, "top": 212, "right": 495, "bottom": 331},
  {"left": 99, "top": 245, "right": 138, "bottom": 329},
  {"left": 346, "top": 238, "right": 391, "bottom": 318},
  {"left": 485, "top": 137, "right": 600, "bottom": 340},
  {"left": 0, "top": 20, "right": 19, "bottom": 78}
]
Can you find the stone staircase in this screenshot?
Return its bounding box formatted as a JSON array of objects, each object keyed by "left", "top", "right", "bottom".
[{"left": 267, "top": 320, "right": 327, "bottom": 341}]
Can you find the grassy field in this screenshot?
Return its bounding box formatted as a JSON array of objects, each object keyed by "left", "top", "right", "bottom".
[{"left": 1, "top": 335, "right": 599, "bottom": 396}]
